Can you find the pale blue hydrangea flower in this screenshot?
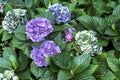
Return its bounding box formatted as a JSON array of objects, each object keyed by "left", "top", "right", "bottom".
[
  {"left": 2, "top": 9, "right": 27, "bottom": 33},
  {"left": 75, "top": 30, "right": 102, "bottom": 56}
]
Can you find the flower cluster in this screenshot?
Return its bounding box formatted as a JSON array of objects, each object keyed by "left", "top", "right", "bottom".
[
  {"left": 2, "top": 9, "right": 27, "bottom": 33},
  {"left": 31, "top": 40, "right": 61, "bottom": 67},
  {"left": 75, "top": 30, "right": 103, "bottom": 56},
  {"left": 63, "top": 27, "right": 75, "bottom": 42},
  {"left": 0, "top": 0, "right": 7, "bottom": 13},
  {"left": 26, "top": 17, "right": 53, "bottom": 42},
  {"left": 48, "top": 3, "right": 71, "bottom": 24},
  {"left": 0, "top": 70, "right": 19, "bottom": 80}
]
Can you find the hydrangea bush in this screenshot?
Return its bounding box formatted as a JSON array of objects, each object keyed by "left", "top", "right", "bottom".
[{"left": 0, "top": 0, "right": 120, "bottom": 80}]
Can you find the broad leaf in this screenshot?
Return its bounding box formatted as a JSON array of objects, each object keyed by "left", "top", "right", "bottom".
[
  {"left": 39, "top": 70, "right": 57, "bottom": 80},
  {"left": 0, "top": 58, "right": 12, "bottom": 69},
  {"left": 14, "top": 26, "right": 27, "bottom": 41},
  {"left": 57, "top": 69, "right": 74, "bottom": 80},
  {"left": 2, "top": 31, "right": 12, "bottom": 41},
  {"left": 30, "top": 61, "right": 47, "bottom": 79},
  {"left": 72, "top": 54, "right": 91, "bottom": 74},
  {"left": 52, "top": 52, "right": 71, "bottom": 70}
]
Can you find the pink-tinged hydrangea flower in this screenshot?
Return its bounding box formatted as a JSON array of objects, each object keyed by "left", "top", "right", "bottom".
[
  {"left": 63, "top": 27, "right": 75, "bottom": 42},
  {"left": 26, "top": 17, "right": 53, "bottom": 42},
  {"left": 31, "top": 40, "right": 61, "bottom": 67},
  {"left": 31, "top": 46, "right": 47, "bottom": 67},
  {"left": 40, "top": 40, "right": 61, "bottom": 57},
  {"left": 48, "top": 3, "right": 70, "bottom": 24}
]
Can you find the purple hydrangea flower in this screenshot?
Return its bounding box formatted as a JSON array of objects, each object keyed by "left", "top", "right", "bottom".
[
  {"left": 31, "top": 46, "right": 47, "bottom": 67},
  {"left": 48, "top": 3, "right": 71, "bottom": 24},
  {"left": 40, "top": 40, "right": 61, "bottom": 57},
  {"left": 63, "top": 27, "right": 75, "bottom": 42},
  {"left": 31, "top": 40, "right": 61, "bottom": 67},
  {"left": 26, "top": 17, "right": 53, "bottom": 42}
]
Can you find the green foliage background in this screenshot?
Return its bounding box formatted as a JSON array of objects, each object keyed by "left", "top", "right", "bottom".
[{"left": 1, "top": 0, "right": 120, "bottom": 80}]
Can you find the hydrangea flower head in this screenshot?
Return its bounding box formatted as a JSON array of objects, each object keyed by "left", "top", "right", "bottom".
[
  {"left": 48, "top": 3, "right": 70, "bottom": 24},
  {"left": 0, "top": 70, "right": 19, "bottom": 80},
  {"left": 63, "top": 27, "right": 75, "bottom": 42},
  {"left": 26, "top": 17, "right": 53, "bottom": 42},
  {"left": 31, "top": 46, "right": 47, "bottom": 67},
  {"left": 31, "top": 40, "right": 61, "bottom": 67},
  {"left": 75, "top": 30, "right": 102, "bottom": 56},
  {"left": 3, "top": 70, "right": 14, "bottom": 79},
  {"left": 40, "top": 40, "right": 61, "bottom": 57},
  {"left": 0, "top": 0, "right": 7, "bottom": 13},
  {"left": 2, "top": 9, "right": 27, "bottom": 33}
]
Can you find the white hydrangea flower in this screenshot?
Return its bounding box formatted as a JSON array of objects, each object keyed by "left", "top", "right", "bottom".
[
  {"left": 75, "top": 30, "right": 103, "bottom": 56},
  {"left": 3, "top": 70, "right": 14, "bottom": 79},
  {"left": 12, "top": 76, "right": 19, "bottom": 80},
  {"left": 2, "top": 78, "right": 7, "bottom": 80},
  {"left": 0, "top": 73, "right": 3, "bottom": 79},
  {"left": 0, "top": 0, "right": 7, "bottom": 13},
  {"left": 2, "top": 9, "right": 27, "bottom": 33}
]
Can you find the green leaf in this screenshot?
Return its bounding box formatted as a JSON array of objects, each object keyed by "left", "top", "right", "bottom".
[
  {"left": 112, "top": 40, "right": 120, "bottom": 51},
  {"left": 4, "top": 3, "right": 13, "bottom": 13},
  {"left": 17, "top": 54, "right": 28, "bottom": 71},
  {"left": 107, "top": 1, "right": 117, "bottom": 8},
  {"left": 2, "top": 47, "right": 16, "bottom": 59},
  {"left": 101, "top": 70, "right": 116, "bottom": 80},
  {"left": 112, "top": 5, "right": 120, "bottom": 15},
  {"left": 8, "top": 55, "right": 18, "bottom": 70},
  {"left": 14, "top": 26, "right": 27, "bottom": 41},
  {"left": 72, "top": 9, "right": 86, "bottom": 15},
  {"left": 107, "top": 57, "right": 119, "bottom": 72},
  {"left": 53, "top": 32, "right": 66, "bottom": 50},
  {"left": 41, "top": 11, "right": 55, "bottom": 24},
  {"left": 2, "top": 47, "right": 18, "bottom": 70},
  {"left": 93, "top": 0, "right": 110, "bottom": 16},
  {"left": 83, "top": 64, "right": 98, "bottom": 75},
  {"left": 39, "top": 70, "right": 57, "bottom": 80},
  {"left": 106, "top": 50, "right": 119, "bottom": 73},
  {"left": 58, "top": 69, "right": 74, "bottom": 80},
  {"left": 36, "top": 8, "right": 46, "bottom": 14},
  {"left": 11, "top": 37, "right": 29, "bottom": 51},
  {"left": 29, "top": 10, "right": 36, "bottom": 18},
  {"left": 24, "top": 47, "right": 31, "bottom": 57},
  {"left": 0, "top": 58, "right": 12, "bottom": 69},
  {"left": 73, "top": 74, "right": 96, "bottom": 80},
  {"left": 105, "top": 15, "right": 120, "bottom": 26},
  {"left": 68, "top": 1, "right": 78, "bottom": 12},
  {"left": 40, "top": 0, "right": 50, "bottom": 8},
  {"left": 51, "top": 0, "right": 58, "bottom": 4},
  {"left": 25, "top": 0, "right": 33, "bottom": 8},
  {"left": 52, "top": 52, "right": 71, "bottom": 70},
  {"left": 45, "top": 57, "right": 60, "bottom": 72},
  {"left": 92, "top": 17, "right": 106, "bottom": 33},
  {"left": 104, "top": 27, "right": 118, "bottom": 36},
  {"left": 2, "top": 31, "right": 12, "bottom": 41},
  {"left": 72, "top": 54, "right": 91, "bottom": 74},
  {"left": 77, "top": 15, "right": 94, "bottom": 30},
  {"left": 17, "top": 68, "right": 32, "bottom": 80},
  {"left": 53, "top": 23, "right": 71, "bottom": 32},
  {"left": 30, "top": 62, "right": 47, "bottom": 79}
]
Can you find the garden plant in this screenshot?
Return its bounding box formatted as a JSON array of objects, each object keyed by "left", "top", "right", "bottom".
[{"left": 0, "top": 0, "right": 120, "bottom": 80}]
